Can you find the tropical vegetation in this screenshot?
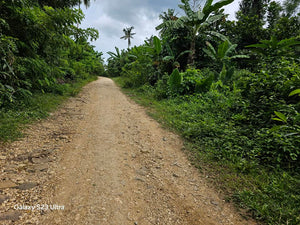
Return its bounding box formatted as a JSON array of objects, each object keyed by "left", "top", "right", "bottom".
[
  {"left": 108, "top": 0, "right": 300, "bottom": 224},
  {"left": 0, "top": 0, "right": 105, "bottom": 141},
  {"left": 1, "top": 0, "right": 299, "bottom": 224}
]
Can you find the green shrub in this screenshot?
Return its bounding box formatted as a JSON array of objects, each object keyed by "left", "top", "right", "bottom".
[
  {"left": 233, "top": 58, "right": 300, "bottom": 169},
  {"left": 168, "top": 68, "right": 182, "bottom": 95},
  {"left": 154, "top": 74, "right": 169, "bottom": 100},
  {"left": 167, "top": 68, "right": 215, "bottom": 96}
]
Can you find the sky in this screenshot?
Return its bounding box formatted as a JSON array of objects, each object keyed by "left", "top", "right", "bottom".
[{"left": 79, "top": 0, "right": 241, "bottom": 61}]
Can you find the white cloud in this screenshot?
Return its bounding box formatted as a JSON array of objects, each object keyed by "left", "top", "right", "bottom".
[{"left": 223, "top": 0, "right": 241, "bottom": 20}]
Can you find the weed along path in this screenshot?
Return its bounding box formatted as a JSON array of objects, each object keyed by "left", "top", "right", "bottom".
[{"left": 0, "top": 77, "right": 256, "bottom": 224}]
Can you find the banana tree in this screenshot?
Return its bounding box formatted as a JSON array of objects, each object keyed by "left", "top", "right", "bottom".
[
  {"left": 107, "top": 47, "right": 128, "bottom": 77},
  {"left": 107, "top": 47, "right": 122, "bottom": 60},
  {"left": 107, "top": 47, "right": 133, "bottom": 65},
  {"left": 144, "top": 36, "right": 162, "bottom": 56},
  {"left": 156, "top": 0, "right": 234, "bottom": 66},
  {"left": 203, "top": 38, "right": 249, "bottom": 83}
]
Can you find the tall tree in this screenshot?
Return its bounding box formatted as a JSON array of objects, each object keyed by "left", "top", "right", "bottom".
[
  {"left": 238, "top": 0, "right": 269, "bottom": 20},
  {"left": 120, "top": 26, "right": 136, "bottom": 48},
  {"left": 234, "top": 0, "right": 270, "bottom": 46},
  {"left": 283, "top": 0, "right": 300, "bottom": 16},
  {"left": 267, "top": 1, "right": 282, "bottom": 29}
]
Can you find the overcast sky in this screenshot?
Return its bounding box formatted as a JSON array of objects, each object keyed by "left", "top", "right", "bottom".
[{"left": 80, "top": 0, "right": 241, "bottom": 60}]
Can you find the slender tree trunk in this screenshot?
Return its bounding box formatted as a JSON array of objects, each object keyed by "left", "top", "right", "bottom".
[{"left": 187, "top": 38, "right": 196, "bottom": 66}]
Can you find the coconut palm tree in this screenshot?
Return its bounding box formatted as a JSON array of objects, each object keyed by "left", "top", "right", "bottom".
[{"left": 120, "top": 26, "right": 136, "bottom": 48}]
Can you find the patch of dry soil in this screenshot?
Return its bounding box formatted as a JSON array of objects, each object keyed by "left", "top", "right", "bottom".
[{"left": 0, "top": 77, "right": 257, "bottom": 224}]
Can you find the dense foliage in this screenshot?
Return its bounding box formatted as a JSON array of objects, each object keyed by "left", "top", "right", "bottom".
[
  {"left": 0, "top": 0, "right": 104, "bottom": 107},
  {"left": 108, "top": 0, "right": 300, "bottom": 224}
]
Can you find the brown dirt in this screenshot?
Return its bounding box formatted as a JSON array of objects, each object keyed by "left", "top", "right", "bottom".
[{"left": 0, "top": 77, "right": 257, "bottom": 224}]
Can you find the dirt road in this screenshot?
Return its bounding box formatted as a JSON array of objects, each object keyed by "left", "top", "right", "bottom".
[{"left": 0, "top": 78, "right": 256, "bottom": 224}]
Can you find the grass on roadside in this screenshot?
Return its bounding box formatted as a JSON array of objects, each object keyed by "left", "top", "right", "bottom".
[
  {"left": 113, "top": 77, "right": 300, "bottom": 225},
  {"left": 0, "top": 76, "right": 97, "bottom": 142}
]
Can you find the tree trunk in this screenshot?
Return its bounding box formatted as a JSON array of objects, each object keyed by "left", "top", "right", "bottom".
[{"left": 187, "top": 38, "right": 195, "bottom": 66}]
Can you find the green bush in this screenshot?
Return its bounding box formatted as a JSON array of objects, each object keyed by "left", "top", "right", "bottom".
[
  {"left": 233, "top": 58, "right": 300, "bottom": 169},
  {"left": 154, "top": 74, "right": 169, "bottom": 100},
  {"left": 168, "top": 68, "right": 182, "bottom": 95},
  {"left": 166, "top": 68, "right": 215, "bottom": 96}
]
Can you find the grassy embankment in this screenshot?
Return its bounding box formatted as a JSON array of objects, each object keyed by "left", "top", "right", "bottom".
[{"left": 0, "top": 76, "right": 98, "bottom": 142}]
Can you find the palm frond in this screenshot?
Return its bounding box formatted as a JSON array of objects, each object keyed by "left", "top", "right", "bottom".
[
  {"left": 203, "top": 41, "right": 217, "bottom": 60},
  {"left": 246, "top": 43, "right": 268, "bottom": 49},
  {"left": 217, "top": 40, "right": 229, "bottom": 59},
  {"left": 177, "top": 50, "right": 192, "bottom": 59},
  {"left": 203, "top": 0, "right": 214, "bottom": 14},
  {"left": 231, "top": 55, "right": 250, "bottom": 59},
  {"left": 224, "top": 43, "right": 237, "bottom": 57},
  {"left": 205, "top": 31, "right": 230, "bottom": 43},
  {"left": 202, "top": 14, "right": 223, "bottom": 26},
  {"left": 179, "top": 0, "right": 194, "bottom": 20},
  {"left": 204, "top": 0, "right": 234, "bottom": 15},
  {"left": 163, "top": 56, "right": 175, "bottom": 62},
  {"left": 203, "top": 48, "right": 216, "bottom": 60},
  {"left": 278, "top": 38, "right": 300, "bottom": 48}
]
